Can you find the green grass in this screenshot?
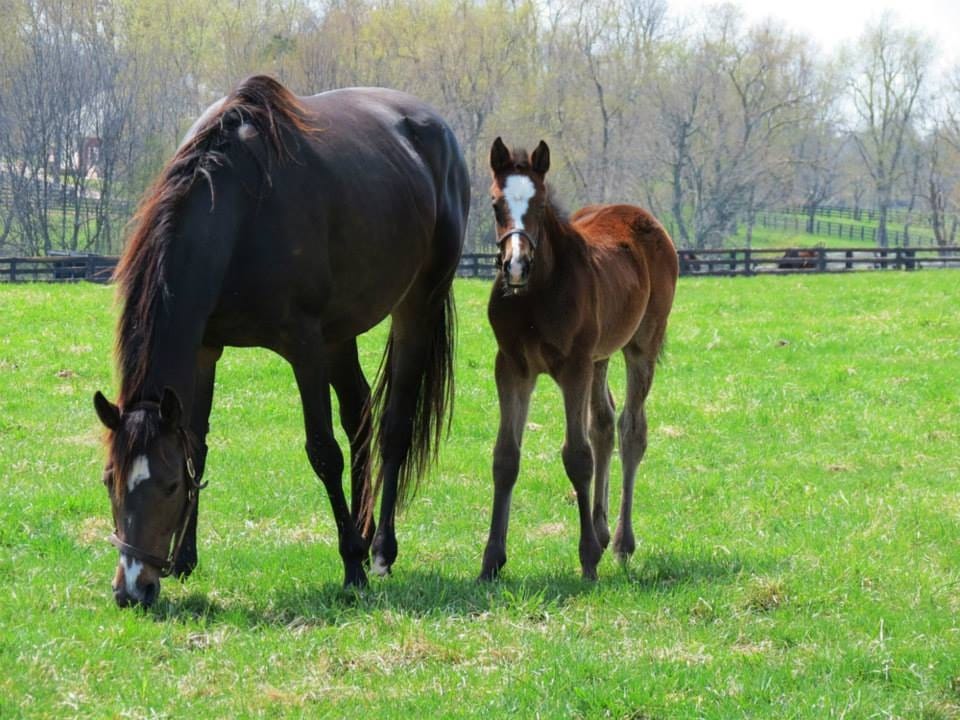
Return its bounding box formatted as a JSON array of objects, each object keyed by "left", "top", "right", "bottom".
[{"left": 1, "top": 274, "right": 959, "bottom": 718}]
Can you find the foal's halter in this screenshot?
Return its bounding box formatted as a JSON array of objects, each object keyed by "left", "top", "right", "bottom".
[
  {"left": 108, "top": 410, "right": 206, "bottom": 578},
  {"left": 495, "top": 228, "right": 537, "bottom": 270}
]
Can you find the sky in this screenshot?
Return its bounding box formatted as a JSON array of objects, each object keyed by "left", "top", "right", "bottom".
[{"left": 667, "top": 0, "right": 960, "bottom": 76}]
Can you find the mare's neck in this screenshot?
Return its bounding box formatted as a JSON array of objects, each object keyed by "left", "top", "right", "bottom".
[{"left": 119, "top": 185, "right": 240, "bottom": 418}]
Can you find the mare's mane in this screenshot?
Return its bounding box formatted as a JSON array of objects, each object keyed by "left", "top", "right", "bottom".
[
  {"left": 108, "top": 75, "right": 312, "bottom": 493},
  {"left": 113, "top": 75, "right": 311, "bottom": 409}
]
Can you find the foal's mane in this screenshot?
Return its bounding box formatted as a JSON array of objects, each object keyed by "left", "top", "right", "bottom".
[{"left": 113, "top": 75, "right": 312, "bottom": 409}]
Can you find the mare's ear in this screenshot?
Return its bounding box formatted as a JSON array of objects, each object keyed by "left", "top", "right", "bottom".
[
  {"left": 93, "top": 391, "right": 121, "bottom": 431},
  {"left": 490, "top": 136, "right": 512, "bottom": 175},
  {"left": 531, "top": 140, "right": 550, "bottom": 176},
  {"left": 159, "top": 387, "right": 183, "bottom": 429}
]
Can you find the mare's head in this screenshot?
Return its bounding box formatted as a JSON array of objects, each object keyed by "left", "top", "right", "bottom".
[
  {"left": 489, "top": 137, "right": 551, "bottom": 292},
  {"left": 93, "top": 387, "right": 199, "bottom": 607}
]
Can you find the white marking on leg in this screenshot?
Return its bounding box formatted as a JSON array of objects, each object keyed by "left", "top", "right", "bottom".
[
  {"left": 122, "top": 554, "right": 144, "bottom": 599},
  {"left": 371, "top": 556, "right": 390, "bottom": 576},
  {"left": 127, "top": 455, "right": 151, "bottom": 493}
]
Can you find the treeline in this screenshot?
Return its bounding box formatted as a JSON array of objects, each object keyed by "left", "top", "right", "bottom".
[{"left": 1, "top": 0, "right": 959, "bottom": 255}]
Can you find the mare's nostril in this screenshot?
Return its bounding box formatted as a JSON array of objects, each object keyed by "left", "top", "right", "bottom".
[
  {"left": 141, "top": 581, "right": 159, "bottom": 607},
  {"left": 114, "top": 587, "right": 132, "bottom": 608}
]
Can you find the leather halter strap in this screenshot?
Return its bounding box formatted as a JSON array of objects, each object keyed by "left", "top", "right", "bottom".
[
  {"left": 497, "top": 227, "right": 537, "bottom": 250},
  {"left": 108, "top": 403, "right": 205, "bottom": 578}
]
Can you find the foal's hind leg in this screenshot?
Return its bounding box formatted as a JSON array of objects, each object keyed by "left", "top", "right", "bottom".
[
  {"left": 589, "top": 359, "right": 615, "bottom": 550},
  {"left": 613, "top": 336, "right": 660, "bottom": 563}
]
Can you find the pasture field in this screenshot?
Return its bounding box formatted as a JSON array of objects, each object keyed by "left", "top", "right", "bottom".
[{"left": 1, "top": 273, "right": 958, "bottom": 719}]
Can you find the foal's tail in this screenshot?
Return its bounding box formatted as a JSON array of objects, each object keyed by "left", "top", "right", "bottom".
[{"left": 363, "top": 283, "right": 456, "bottom": 521}]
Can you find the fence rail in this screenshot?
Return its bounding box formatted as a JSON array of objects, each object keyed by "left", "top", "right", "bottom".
[
  {"left": 0, "top": 255, "right": 117, "bottom": 283},
  {"left": 754, "top": 213, "right": 938, "bottom": 245},
  {"left": 2, "top": 247, "right": 959, "bottom": 283}
]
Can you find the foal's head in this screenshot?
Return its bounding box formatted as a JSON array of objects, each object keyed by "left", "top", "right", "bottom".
[
  {"left": 489, "top": 137, "right": 551, "bottom": 291},
  {"left": 93, "top": 387, "right": 198, "bottom": 607}
]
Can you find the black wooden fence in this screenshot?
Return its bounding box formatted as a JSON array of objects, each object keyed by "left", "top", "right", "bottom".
[{"left": 2, "top": 246, "right": 959, "bottom": 283}]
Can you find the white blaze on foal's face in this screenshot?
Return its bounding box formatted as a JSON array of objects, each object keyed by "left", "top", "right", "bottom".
[{"left": 501, "top": 174, "right": 536, "bottom": 284}]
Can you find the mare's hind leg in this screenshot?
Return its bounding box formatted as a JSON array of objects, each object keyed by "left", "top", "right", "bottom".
[
  {"left": 292, "top": 347, "right": 368, "bottom": 588},
  {"left": 589, "top": 359, "right": 615, "bottom": 550},
  {"left": 369, "top": 283, "right": 452, "bottom": 576},
  {"left": 328, "top": 340, "right": 374, "bottom": 553},
  {"left": 172, "top": 345, "right": 222, "bottom": 578},
  {"left": 613, "top": 330, "right": 663, "bottom": 563},
  {"left": 480, "top": 351, "right": 536, "bottom": 580}
]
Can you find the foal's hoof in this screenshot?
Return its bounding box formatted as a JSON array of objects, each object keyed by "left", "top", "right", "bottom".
[
  {"left": 612, "top": 529, "right": 636, "bottom": 562},
  {"left": 478, "top": 564, "right": 502, "bottom": 583}
]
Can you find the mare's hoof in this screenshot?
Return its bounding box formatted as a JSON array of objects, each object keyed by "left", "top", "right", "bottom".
[
  {"left": 344, "top": 565, "right": 369, "bottom": 589},
  {"left": 370, "top": 556, "right": 392, "bottom": 577}
]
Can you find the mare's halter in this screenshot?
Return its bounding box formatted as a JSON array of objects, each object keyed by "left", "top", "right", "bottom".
[
  {"left": 495, "top": 228, "right": 538, "bottom": 270},
  {"left": 108, "top": 404, "right": 206, "bottom": 578}
]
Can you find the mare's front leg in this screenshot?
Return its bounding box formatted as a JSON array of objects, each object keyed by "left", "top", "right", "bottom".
[
  {"left": 558, "top": 355, "right": 603, "bottom": 580},
  {"left": 292, "top": 349, "right": 368, "bottom": 588},
  {"left": 172, "top": 345, "right": 222, "bottom": 578},
  {"left": 480, "top": 351, "right": 536, "bottom": 580}
]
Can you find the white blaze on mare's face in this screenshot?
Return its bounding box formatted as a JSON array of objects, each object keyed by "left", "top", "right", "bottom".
[
  {"left": 128, "top": 455, "right": 151, "bottom": 493},
  {"left": 122, "top": 554, "right": 144, "bottom": 598},
  {"left": 502, "top": 175, "right": 536, "bottom": 283}
]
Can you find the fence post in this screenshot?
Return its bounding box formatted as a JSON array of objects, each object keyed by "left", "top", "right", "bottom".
[
  {"left": 845, "top": 250, "right": 853, "bottom": 270},
  {"left": 9, "top": 260, "right": 15, "bottom": 282},
  {"left": 817, "top": 247, "right": 827, "bottom": 272},
  {"left": 744, "top": 248, "right": 752, "bottom": 276}
]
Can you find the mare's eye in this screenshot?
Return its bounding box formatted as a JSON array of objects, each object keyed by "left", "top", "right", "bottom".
[{"left": 164, "top": 481, "right": 179, "bottom": 497}]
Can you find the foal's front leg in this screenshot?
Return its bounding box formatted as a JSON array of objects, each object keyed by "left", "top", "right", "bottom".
[
  {"left": 480, "top": 351, "right": 535, "bottom": 581},
  {"left": 558, "top": 357, "right": 604, "bottom": 580}
]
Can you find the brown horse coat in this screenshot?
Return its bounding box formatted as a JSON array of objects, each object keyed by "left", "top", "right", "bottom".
[{"left": 481, "top": 138, "right": 677, "bottom": 581}]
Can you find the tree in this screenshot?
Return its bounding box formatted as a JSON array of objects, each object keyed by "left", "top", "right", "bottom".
[{"left": 844, "top": 17, "right": 931, "bottom": 248}]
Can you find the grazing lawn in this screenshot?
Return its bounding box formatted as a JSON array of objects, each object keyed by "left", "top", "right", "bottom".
[{"left": 1, "top": 272, "right": 958, "bottom": 718}]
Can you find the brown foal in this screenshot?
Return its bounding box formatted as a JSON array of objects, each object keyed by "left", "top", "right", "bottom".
[{"left": 480, "top": 137, "right": 678, "bottom": 581}]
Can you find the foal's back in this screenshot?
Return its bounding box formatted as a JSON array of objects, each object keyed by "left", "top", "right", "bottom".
[{"left": 570, "top": 203, "right": 678, "bottom": 359}]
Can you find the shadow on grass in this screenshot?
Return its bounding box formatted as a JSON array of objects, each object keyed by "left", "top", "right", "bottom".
[{"left": 149, "top": 546, "right": 765, "bottom": 628}]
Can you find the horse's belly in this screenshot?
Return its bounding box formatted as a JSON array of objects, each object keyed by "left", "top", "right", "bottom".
[{"left": 592, "top": 278, "right": 650, "bottom": 359}]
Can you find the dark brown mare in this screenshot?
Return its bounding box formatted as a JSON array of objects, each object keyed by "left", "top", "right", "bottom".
[
  {"left": 93, "top": 76, "right": 469, "bottom": 607},
  {"left": 479, "top": 138, "right": 678, "bottom": 581}
]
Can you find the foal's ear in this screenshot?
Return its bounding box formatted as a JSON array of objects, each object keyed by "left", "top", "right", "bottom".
[
  {"left": 159, "top": 386, "right": 183, "bottom": 429},
  {"left": 93, "top": 391, "right": 121, "bottom": 431},
  {"left": 531, "top": 140, "right": 550, "bottom": 176},
  {"left": 490, "top": 136, "right": 512, "bottom": 174}
]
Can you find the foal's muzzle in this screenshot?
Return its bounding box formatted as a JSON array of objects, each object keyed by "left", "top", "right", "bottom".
[{"left": 498, "top": 228, "right": 536, "bottom": 290}]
